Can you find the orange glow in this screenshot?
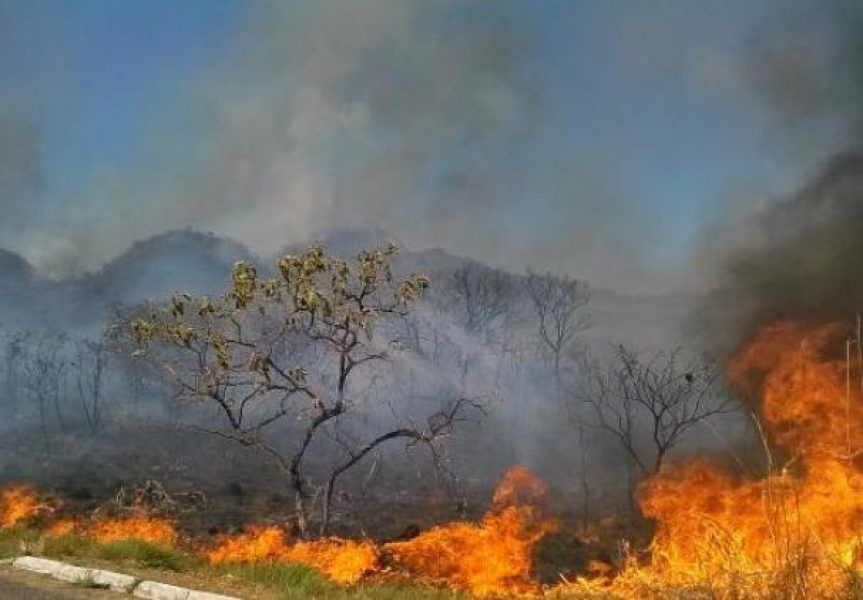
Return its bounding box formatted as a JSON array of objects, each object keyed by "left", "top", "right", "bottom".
[
  {"left": 207, "top": 526, "right": 377, "bottom": 584},
  {"left": 284, "top": 539, "right": 379, "bottom": 585},
  {"left": 0, "top": 486, "right": 42, "bottom": 528},
  {"left": 385, "top": 466, "right": 558, "bottom": 597},
  {"left": 15, "top": 321, "right": 863, "bottom": 596},
  {"left": 46, "top": 518, "right": 79, "bottom": 537},
  {"left": 207, "top": 526, "right": 288, "bottom": 563},
  {"left": 564, "top": 320, "right": 863, "bottom": 597},
  {"left": 90, "top": 515, "right": 177, "bottom": 547}
]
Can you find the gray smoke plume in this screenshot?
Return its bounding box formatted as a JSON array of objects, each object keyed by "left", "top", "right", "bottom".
[
  {"left": 0, "top": 115, "right": 39, "bottom": 228},
  {"left": 718, "top": 154, "right": 863, "bottom": 332},
  {"left": 699, "top": 0, "right": 863, "bottom": 346},
  {"left": 0, "top": 0, "right": 667, "bottom": 293}
]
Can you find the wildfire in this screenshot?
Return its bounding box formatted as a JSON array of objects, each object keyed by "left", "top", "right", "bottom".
[
  {"left": 385, "top": 466, "right": 558, "bottom": 597},
  {"left": 0, "top": 486, "right": 43, "bottom": 528},
  {"left": 207, "top": 526, "right": 378, "bottom": 585},
  {"left": 205, "top": 467, "right": 556, "bottom": 594},
  {"left": 13, "top": 322, "right": 860, "bottom": 597},
  {"left": 567, "top": 320, "right": 863, "bottom": 597},
  {"left": 46, "top": 518, "right": 78, "bottom": 537},
  {"left": 90, "top": 515, "right": 177, "bottom": 547}
]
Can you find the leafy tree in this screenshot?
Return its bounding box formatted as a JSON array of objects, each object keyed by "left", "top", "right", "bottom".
[{"left": 130, "top": 244, "right": 478, "bottom": 536}]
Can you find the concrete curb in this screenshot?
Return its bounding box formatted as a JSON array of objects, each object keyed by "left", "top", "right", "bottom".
[{"left": 10, "top": 556, "right": 239, "bottom": 600}]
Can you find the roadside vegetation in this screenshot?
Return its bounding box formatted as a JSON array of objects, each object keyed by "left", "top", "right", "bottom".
[{"left": 0, "top": 526, "right": 470, "bottom": 599}]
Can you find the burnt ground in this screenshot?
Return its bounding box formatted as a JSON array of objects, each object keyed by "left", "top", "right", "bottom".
[{"left": 0, "top": 424, "right": 644, "bottom": 585}]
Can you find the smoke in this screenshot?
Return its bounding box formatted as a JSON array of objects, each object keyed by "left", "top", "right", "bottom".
[
  {"left": 744, "top": 0, "right": 863, "bottom": 164},
  {"left": 698, "top": 0, "right": 863, "bottom": 344},
  {"left": 0, "top": 115, "right": 40, "bottom": 230},
  {"left": 10, "top": 0, "right": 534, "bottom": 276},
  {"left": 193, "top": 0, "right": 533, "bottom": 252},
  {"left": 718, "top": 154, "right": 863, "bottom": 330},
  {"left": 0, "top": 0, "right": 669, "bottom": 293}
]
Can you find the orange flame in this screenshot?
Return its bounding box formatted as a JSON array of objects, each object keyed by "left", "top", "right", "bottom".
[
  {"left": 386, "top": 466, "right": 558, "bottom": 597},
  {"left": 90, "top": 515, "right": 177, "bottom": 547},
  {"left": 0, "top": 486, "right": 42, "bottom": 528},
  {"left": 207, "top": 526, "right": 287, "bottom": 563},
  {"left": 284, "top": 539, "right": 379, "bottom": 585},
  {"left": 206, "top": 526, "right": 377, "bottom": 584},
  {"left": 46, "top": 518, "right": 79, "bottom": 537},
  {"left": 566, "top": 321, "right": 863, "bottom": 597}
]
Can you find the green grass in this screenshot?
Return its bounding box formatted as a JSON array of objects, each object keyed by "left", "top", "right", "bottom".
[
  {"left": 89, "top": 539, "right": 189, "bottom": 571},
  {"left": 0, "top": 526, "right": 42, "bottom": 558},
  {"left": 41, "top": 533, "right": 189, "bottom": 571},
  {"left": 209, "top": 562, "right": 470, "bottom": 599},
  {"left": 0, "top": 528, "right": 470, "bottom": 599},
  {"left": 211, "top": 562, "right": 335, "bottom": 598},
  {"left": 40, "top": 533, "right": 92, "bottom": 557},
  {"left": 211, "top": 562, "right": 469, "bottom": 599}
]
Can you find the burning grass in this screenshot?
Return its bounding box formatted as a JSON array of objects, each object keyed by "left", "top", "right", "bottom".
[
  {"left": 0, "top": 486, "right": 44, "bottom": 528},
  {"left": 207, "top": 526, "right": 378, "bottom": 585},
  {"left": 386, "top": 467, "right": 558, "bottom": 597},
  {"left": 7, "top": 321, "right": 863, "bottom": 598},
  {"left": 558, "top": 320, "right": 863, "bottom": 598},
  {"left": 89, "top": 515, "right": 177, "bottom": 546},
  {"left": 205, "top": 467, "right": 556, "bottom": 595}
]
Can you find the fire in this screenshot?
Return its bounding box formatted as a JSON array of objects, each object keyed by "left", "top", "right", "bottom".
[
  {"left": 567, "top": 320, "right": 863, "bottom": 597},
  {"left": 284, "top": 539, "right": 379, "bottom": 585},
  {"left": 16, "top": 321, "right": 863, "bottom": 596},
  {"left": 205, "top": 467, "right": 554, "bottom": 593},
  {"left": 207, "top": 526, "right": 378, "bottom": 584},
  {"left": 46, "top": 518, "right": 79, "bottom": 537},
  {"left": 90, "top": 515, "right": 177, "bottom": 547},
  {"left": 207, "top": 526, "right": 287, "bottom": 563},
  {"left": 0, "top": 486, "right": 43, "bottom": 528},
  {"left": 385, "top": 466, "right": 558, "bottom": 598}
]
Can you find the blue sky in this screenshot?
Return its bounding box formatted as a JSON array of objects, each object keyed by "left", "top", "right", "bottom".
[{"left": 0, "top": 0, "right": 837, "bottom": 291}]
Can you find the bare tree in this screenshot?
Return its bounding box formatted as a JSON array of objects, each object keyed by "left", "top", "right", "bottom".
[
  {"left": 526, "top": 270, "right": 590, "bottom": 376},
  {"left": 130, "top": 244, "right": 482, "bottom": 536},
  {"left": 580, "top": 345, "right": 734, "bottom": 479},
  {"left": 72, "top": 335, "right": 107, "bottom": 436},
  {"left": 2, "top": 331, "right": 28, "bottom": 418},
  {"left": 22, "top": 335, "right": 69, "bottom": 454},
  {"left": 448, "top": 263, "right": 513, "bottom": 337}
]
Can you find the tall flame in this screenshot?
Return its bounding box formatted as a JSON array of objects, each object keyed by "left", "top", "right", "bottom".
[
  {"left": 570, "top": 321, "right": 863, "bottom": 597},
  {"left": 386, "top": 466, "right": 558, "bottom": 597},
  {"left": 205, "top": 466, "right": 554, "bottom": 594},
  {"left": 0, "top": 486, "right": 42, "bottom": 528}
]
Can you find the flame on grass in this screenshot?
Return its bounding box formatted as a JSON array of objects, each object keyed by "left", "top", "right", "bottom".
[
  {"left": 206, "top": 525, "right": 378, "bottom": 585},
  {"left": 0, "top": 486, "right": 43, "bottom": 528},
  {"left": 565, "top": 321, "right": 863, "bottom": 598},
  {"left": 385, "top": 466, "right": 558, "bottom": 598},
  {"left": 89, "top": 514, "right": 177, "bottom": 546}
]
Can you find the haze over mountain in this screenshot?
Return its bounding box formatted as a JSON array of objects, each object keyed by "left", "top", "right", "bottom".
[{"left": 0, "top": 227, "right": 695, "bottom": 356}]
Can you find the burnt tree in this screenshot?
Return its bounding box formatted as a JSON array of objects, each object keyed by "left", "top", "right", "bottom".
[{"left": 581, "top": 346, "right": 733, "bottom": 479}]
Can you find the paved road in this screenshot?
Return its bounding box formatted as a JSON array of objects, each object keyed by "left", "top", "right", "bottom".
[{"left": 0, "top": 565, "right": 118, "bottom": 599}]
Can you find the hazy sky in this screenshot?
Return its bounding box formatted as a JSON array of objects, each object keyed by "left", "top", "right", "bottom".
[{"left": 0, "top": 0, "right": 855, "bottom": 291}]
